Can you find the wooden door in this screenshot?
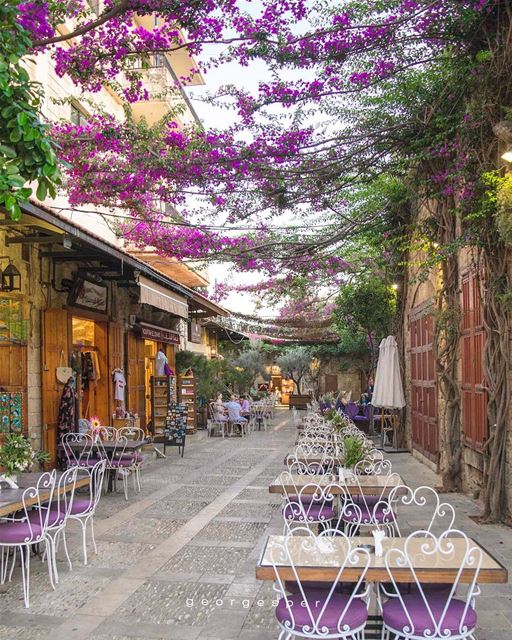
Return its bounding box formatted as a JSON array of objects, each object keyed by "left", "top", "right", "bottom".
[
  {"left": 126, "top": 332, "right": 146, "bottom": 427},
  {"left": 108, "top": 322, "right": 124, "bottom": 413},
  {"left": 410, "top": 308, "right": 438, "bottom": 463},
  {"left": 42, "top": 309, "right": 70, "bottom": 466},
  {"left": 324, "top": 374, "right": 338, "bottom": 393},
  {"left": 461, "top": 272, "right": 487, "bottom": 449}
]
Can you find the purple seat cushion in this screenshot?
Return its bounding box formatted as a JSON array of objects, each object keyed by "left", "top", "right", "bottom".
[
  {"left": 353, "top": 495, "right": 382, "bottom": 507},
  {"left": 108, "top": 458, "right": 133, "bottom": 468},
  {"left": 383, "top": 594, "right": 477, "bottom": 635},
  {"left": 68, "top": 498, "right": 93, "bottom": 515},
  {"left": 289, "top": 494, "right": 332, "bottom": 506},
  {"left": 283, "top": 502, "right": 335, "bottom": 522},
  {"left": 28, "top": 508, "right": 65, "bottom": 528},
  {"left": 0, "top": 522, "right": 43, "bottom": 543},
  {"left": 285, "top": 581, "right": 363, "bottom": 596},
  {"left": 276, "top": 592, "right": 368, "bottom": 632},
  {"left": 342, "top": 504, "right": 395, "bottom": 524},
  {"left": 382, "top": 582, "right": 452, "bottom": 596},
  {"left": 77, "top": 458, "right": 99, "bottom": 467}
]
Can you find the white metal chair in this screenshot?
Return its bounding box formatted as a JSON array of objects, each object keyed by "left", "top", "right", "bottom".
[
  {"left": 62, "top": 432, "right": 97, "bottom": 468},
  {"left": 117, "top": 426, "right": 145, "bottom": 492},
  {"left": 29, "top": 466, "right": 78, "bottom": 584},
  {"left": 271, "top": 526, "right": 371, "bottom": 639},
  {"left": 96, "top": 434, "right": 131, "bottom": 500},
  {"left": 66, "top": 459, "right": 106, "bottom": 566},
  {"left": 379, "top": 529, "right": 482, "bottom": 640},
  {"left": 279, "top": 471, "right": 336, "bottom": 535},
  {"left": 0, "top": 471, "right": 57, "bottom": 607}
]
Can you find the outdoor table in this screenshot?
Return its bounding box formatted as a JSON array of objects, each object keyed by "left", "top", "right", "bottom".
[
  {"left": 269, "top": 472, "right": 406, "bottom": 496},
  {"left": 67, "top": 438, "right": 147, "bottom": 492},
  {"left": 0, "top": 471, "right": 90, "bottom": 518},
  {"left": 256, "top": 534, "right": 508, "bottom": 584}
]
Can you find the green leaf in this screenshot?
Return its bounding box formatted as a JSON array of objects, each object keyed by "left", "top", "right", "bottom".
[
  {"left": 17, "top": 112, "right": 28, "bottom": 126},
  {"left": 10, "top": 203, "right": 21, "bottom": 221},
  {"left": 36, "top": 180, "right": 47, "bottom": 201},
  {"left": 0, "top": 144, "right": 16, "bottom": 158}
]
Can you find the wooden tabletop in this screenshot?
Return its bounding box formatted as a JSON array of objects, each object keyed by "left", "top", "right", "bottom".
[
  {"left": 256, "top": 535, "right": 508, "bottom": 584},
  {"left": 269, "top": 473, "right": 405, "bottom": 496},
  {"left": 0, "top": 471, "right": 90, "bottom": 518}
]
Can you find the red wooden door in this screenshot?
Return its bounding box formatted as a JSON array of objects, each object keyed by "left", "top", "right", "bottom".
[
  {"left": 461, "top": 272, "right": 487, "bottom": 449},
  {"left": 410, "top": 308, "right": 438, "bottom": 462}
]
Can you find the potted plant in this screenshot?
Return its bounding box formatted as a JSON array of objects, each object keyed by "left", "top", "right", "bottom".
[
  {"left": 341, "top": 436, "right": 365, "bottom": 470},
  {"left": 0, "top": 433, "right": 50, "bottom": 488}
]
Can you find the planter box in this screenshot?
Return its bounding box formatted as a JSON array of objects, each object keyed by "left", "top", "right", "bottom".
[{"left": 289, "top": 394, "right": 311, "bottom": 410}]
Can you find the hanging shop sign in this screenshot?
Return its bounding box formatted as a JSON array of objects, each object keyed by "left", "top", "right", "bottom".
[
  {"left": 68, "top": 277, "right": 108, "bottom": 313},
  {"left": 188, "top": 321, "right": 201, "bottom": 344},
  {"left": 138, "top": 322, "right": 180, "bottom": 345}
]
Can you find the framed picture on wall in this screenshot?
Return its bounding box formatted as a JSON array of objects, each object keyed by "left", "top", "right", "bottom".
[{"left": 68, "top": 278, "right": 108, "bottom": 313}]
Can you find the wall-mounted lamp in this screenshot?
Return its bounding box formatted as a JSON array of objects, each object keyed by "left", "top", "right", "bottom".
[
  {"left": 391, "top": 283, "right": 399, "bottom": 291},
  {"left": 501, "top": 149, "right": 512, "bottom": 163},
  {"left": 0, "top": 258, "right": 22, "bottom": 292}
]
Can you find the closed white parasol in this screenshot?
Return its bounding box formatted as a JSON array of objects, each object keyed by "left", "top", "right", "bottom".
[{"left": 372, "top": 335, "right": 405, "bottom": 409}]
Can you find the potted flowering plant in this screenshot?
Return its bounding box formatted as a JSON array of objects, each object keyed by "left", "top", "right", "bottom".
[{"left": 0, "top": 434, "right": 50, "bottom": 488}]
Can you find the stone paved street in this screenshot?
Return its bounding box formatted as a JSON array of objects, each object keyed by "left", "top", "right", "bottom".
[{"left": 0, "top": 409, "right": 511, "bottom": 640}]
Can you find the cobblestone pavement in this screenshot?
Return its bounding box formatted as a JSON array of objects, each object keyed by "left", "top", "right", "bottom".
[{"left": 0, "top": 411, "right": 511, "bottom": 640}]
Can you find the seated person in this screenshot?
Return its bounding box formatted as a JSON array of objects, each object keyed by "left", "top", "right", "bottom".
[
  {"left": 214, "top": 393, "right": 228, "bottom": 422},
  {"left": 224, "top": 395, "right": 248, "bottom": 423},
  {"left": 239, "top": 395, "right": 251, "bottom": 416}
]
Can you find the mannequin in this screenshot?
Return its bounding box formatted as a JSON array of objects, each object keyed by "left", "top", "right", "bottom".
[{"left": 155, "top": 347, "right": 168, "bottom": 376}]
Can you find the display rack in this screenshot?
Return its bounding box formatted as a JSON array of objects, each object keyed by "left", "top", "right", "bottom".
[
  {"left": 163, "top": 402, "right": 187, "bottom": 455},
  {"left": 178, "top": 373, "right": 197, "bottom": 434},
  {"left": 150, "top": 375, "right": 176, "bottom": 440}
]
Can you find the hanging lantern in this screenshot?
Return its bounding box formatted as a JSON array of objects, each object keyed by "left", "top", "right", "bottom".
[{"left": 1, "top": 261, "right": 21, "bottom": 292}]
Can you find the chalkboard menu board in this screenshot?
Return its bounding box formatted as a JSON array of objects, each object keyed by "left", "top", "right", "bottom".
[{"left": 163, "top": 402, "right": 187, "bottom": 456}]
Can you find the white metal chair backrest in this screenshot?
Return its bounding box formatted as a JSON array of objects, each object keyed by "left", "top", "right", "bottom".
[
  {"left": 293, "top": 443, "right": 336, "bottom": 474},
  {"left": 117, "top": 426, "right": 145, "bottom": 442},
  {"left": 19, "top": 471, "right": 57, "bottom": 541},
  {"left": 71, "top": 459, "right": 107, "bottom": 516},
  {"left": 384, "top": 529, "right": 482, "bottom": 638},
  {"left": 336, "top": 471, "right": 402, "bottom": 536},
  {"left": 279, "top": 472, "right": 334, "bottom": 534},
  {"left": 270, "top": 527, "right": 371, "bottom": 635},
  {"left": 51, "top": 466, "right": 79, "bottom": 525},
  {"left": 96, "top": 434, "right": 129, "bottom": 467},
  {"left": 386, "top": 485, "right": 456, "bottom": 537},
  {"left": 62, "top": 432, "right": 94, "bottom": 467},
  {"left": 98, "top": 426, "right": 117, "bottom": 441},
  {"left": 353, "top": 457, "right": 393, "bottom": 477}
]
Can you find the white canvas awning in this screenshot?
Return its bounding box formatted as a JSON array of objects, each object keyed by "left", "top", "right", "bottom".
[
  {"left": 372, "top": 335, "right": 405, "bottom": 409},
  {"left": 138, "top": 275, "right": 188, "bottom": 319}
]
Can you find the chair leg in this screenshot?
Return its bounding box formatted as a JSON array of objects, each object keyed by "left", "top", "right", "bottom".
[
  {"left": 19, "top": 544, "right": 31, "bottom": 608},
  {"left": 60, "top": 526, "right": 73, "bottom": 571},
  {"left": 78, "top": 517, "right": 89, "bottom": 565}
]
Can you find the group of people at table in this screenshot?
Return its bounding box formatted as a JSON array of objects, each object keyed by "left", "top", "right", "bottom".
[{"left": 256, "top": 409, "right": 507, "bottom": 640}]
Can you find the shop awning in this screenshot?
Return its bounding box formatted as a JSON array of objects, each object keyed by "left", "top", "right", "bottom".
[{"left": 138, "top": 275, "right": 188, "bottom": 319}]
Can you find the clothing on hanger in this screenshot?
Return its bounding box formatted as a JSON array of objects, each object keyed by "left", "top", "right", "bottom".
[{"left": 113, "top": 369, "right": 126, "bottom": 403}]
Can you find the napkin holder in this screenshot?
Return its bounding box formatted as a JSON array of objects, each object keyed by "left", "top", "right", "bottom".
[
  {"left": 372, "top": 529, "right": 386, "bottom": 557},
  {"left": 0, "top": 474, "right": 19, "bottom": 489}
]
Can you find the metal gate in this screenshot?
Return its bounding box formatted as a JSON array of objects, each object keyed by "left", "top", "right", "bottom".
[{"left": 410, "top": 306, "right": 438, "bottom": 463}]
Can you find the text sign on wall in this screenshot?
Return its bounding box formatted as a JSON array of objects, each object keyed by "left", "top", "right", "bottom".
[
  {"left": 189, "top": 321, "right": 201, "bottom": 344},
  {"left": 138, "top": 323, "right": 180, "bottom": 345}
]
